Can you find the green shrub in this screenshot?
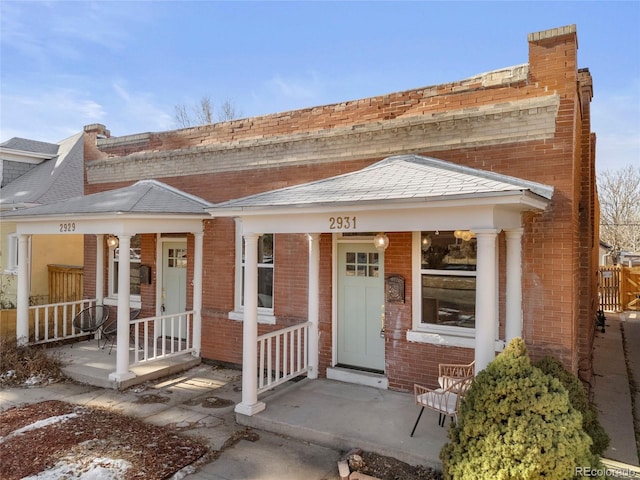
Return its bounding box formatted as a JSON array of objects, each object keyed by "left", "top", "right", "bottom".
[
  {"left": 440, "top": 338, "right": 599, "bottom": 480},
  {"left": 535, "top": 356, "right": 610, "bottom": 456}
]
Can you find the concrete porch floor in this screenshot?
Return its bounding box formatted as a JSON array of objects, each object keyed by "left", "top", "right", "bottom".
[
  {"left": 47, "top": 338, "right": 200, "bottom": 390},
  {"left": 238, "top": 377, "right": 448, "bottom": 470}
]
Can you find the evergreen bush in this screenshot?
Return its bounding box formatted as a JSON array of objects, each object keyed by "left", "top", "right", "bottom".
[
  {"left": 535, "top": 356, "right": 610, "bottom": 456},
  {"left": 440, "top": 338, "right": 599, "bottom": 480}
]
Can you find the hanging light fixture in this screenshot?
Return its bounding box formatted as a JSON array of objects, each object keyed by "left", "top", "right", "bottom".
[
  {"left": 454, "top": 230, "right": 475, "bottom": 242},
  {"left": 106, "top": 235, "right": 119, "bottom": 248},
  {"left": 373, "top": 233, "right": 389, "bottom": 252},
  {"left": 421, "top": 235, "right": 432, "bottom": 251}
]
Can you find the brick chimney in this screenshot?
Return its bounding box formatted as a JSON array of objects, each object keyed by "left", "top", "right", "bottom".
[
  {"left": 527, "top": 25, "right": 578, "bottom": 92},
  {"left": 83, "top": 124, "right": 110, "bottom": 162}
]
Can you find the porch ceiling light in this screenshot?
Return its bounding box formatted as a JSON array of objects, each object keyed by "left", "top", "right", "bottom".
[
  {"left": 106, "top": 235, "right": 119, "bottom": 248},
  {"left": 373, "top": 232, "right": 389, "bottom": 252},
  {"left": 454, "top": 230, "right": 475, "bottom": 242}
]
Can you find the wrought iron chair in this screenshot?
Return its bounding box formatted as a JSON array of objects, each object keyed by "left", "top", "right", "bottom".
[
  {"left": 411, "top": 375, "right": 473, "bottom": 435},
  {"left": 72, "top": 305, "right": 109, "bottom": 342},
  {"left": 102, "top": 308, "right": 141, "bottom": 354}
]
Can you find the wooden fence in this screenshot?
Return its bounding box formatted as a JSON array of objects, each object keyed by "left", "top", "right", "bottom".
[
  {"left": 48, "top": 264, "right": 83, "bottom": 304},
  {"left": 598, "top": 265, "right": 640, "bottom": 312}
]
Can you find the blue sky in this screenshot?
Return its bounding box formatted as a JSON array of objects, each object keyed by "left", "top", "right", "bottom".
[{"left": 1, "top": 1, "right": 638, "bottom": 173}]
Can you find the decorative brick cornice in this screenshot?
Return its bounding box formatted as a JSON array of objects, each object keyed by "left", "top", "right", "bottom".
[{"left": 87, "top": 95, "right": 559, "bottom": 185}]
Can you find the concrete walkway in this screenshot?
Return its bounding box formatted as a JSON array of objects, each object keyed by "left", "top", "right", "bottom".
[
  {"left": 238, "top": 377, "right": 447, "bottom": 469},
  {"left": 592, "top": 311, "right": 640, "bottom": 471},
  {"left": 0, "top": 364, "right": 342, "bottom": 480}
]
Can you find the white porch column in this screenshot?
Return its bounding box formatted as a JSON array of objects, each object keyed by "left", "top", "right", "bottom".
[
  {"left": 474, "top": 229, "right": 499, "bottom": 372},
  {"left": 307, "top": 233, "right": 320, "bottom": 379},
  {"left": 235, "top": 233, "right": 266, "bottom": 416},
  {"left": 109, "top": 235, "right": 135, "bottom": 383},
  {"left": 505, "top": 228, "right": 524, "bottom": 343},
  {"left": 16, "top": 234, "right": 30, "bottom": 345},
  {"left": 95, "top": 235, "right": 104, "bottom": 304},
  {"left": 192, "top": 232, "right": 204, "bottom": 356}
]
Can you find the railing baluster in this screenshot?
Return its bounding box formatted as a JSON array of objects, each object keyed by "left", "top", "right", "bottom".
[
  {"left": 275, "top": 334, "right": 281, "bottom": 383},
  {"left": 259, "top": 338, "right": 265, "bottom": 389},
  {"left": 256, "top": 322, "right": 311, "bottom": 395},
  {"left": 283, "top": 331, "right": 288, "bottom": 378}
]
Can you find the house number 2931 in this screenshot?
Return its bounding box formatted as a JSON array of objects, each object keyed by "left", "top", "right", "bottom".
[
  {"left": 329, "top": 216, "right": 357, "bottom": 230},
  {"left": 59, "top": 222, "right": 76, "bottom": 232}
]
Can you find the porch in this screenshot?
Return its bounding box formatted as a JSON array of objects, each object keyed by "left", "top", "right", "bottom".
[
  {"left": 46, "top": 338, "right": 200, "bottom": 390},
  {"left": 27, "top": 298, "right": 200, "bottom": 390},
  {"left": 238, "top": 377, "right": 447, "bottom": 469}
]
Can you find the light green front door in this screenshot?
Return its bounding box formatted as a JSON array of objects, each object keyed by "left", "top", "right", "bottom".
[
  {"left": 337, "top": 243, "right": 385, "bottom": 372},
  {"left": 162, "top": 241, "right": 187, "bottom": 339}
]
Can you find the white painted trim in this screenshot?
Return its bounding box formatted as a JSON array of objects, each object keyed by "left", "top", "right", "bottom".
[
  {"left": 228, "top": 310, "right": 276, "bottom": 325},
  {"left": 5, "top": 233, "right": 19, "bottom": 272},
  {"left": 406, "top": 330, "right": 505, "bottom": 352},
  {"left": 157, "top": 236, "right": 187, "bottom": 315},
  {"left": 235, "top": 233, "right": 266, "bottom": 416},
  {"left": 112, "top": 234, "right": 133, "bottom": 380},
  {"left": 307, "top": 233, "right": 320, "bottom": 379},
  {"left": 0, "top": 147, "right": 52, "bottom": 163},
  {"left": 332, "top": 233, "right": 378, "bottom": 367},
  {"left": 331, "top": 234, "right": 338, "bottom": 367},
  {"left": 233, "top": 220, "right": 275, "bottom": 318}
]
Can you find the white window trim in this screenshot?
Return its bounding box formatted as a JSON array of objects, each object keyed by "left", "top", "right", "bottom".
[
  {"left": 105, "top": 237, "right": 141, "bottom": 308},
  {"left": 230, "top": 220, "right": 275, "bottom": 325},
  {"left": 4, "top": 233, "right": 19, "bottom": 273},
  {"left": 408, "top": 231, "right": 478, "bottom": 347}
]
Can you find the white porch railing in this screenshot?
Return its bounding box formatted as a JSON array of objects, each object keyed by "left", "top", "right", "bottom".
[
  {"left": 130, "top": 311, "right": 194, "bottom": 365},
  {"left": 30, "top": 298, "right": 97, "bottom": 344},
  {"left": 257, "top": 321, "right": 310, "bottom": 395}
]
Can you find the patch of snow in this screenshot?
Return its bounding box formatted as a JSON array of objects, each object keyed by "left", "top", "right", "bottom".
[
  {"left": 24, "top": 374, "right": 47, "bottom": 386},
  {"left": 21, "top": 457, "right": 132, "bottom": 479},
  {"left": 0, "top": 411, "right": 81, "bottom": 444}
]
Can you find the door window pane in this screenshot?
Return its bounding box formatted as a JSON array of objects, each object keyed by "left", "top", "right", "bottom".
[{"left": 345, "top": 251, "right": 379, "bottom": 278}]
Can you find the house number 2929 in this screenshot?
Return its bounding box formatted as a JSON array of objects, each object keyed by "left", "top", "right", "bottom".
[
  {"left": 59, "top": 222, "right": 76, "bottom": 232},
  {"left": 329, "top": 216, "right": 357, "bottom": 230}
]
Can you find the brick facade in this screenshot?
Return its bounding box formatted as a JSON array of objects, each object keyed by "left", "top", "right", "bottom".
[{"left": 82, "top": 25, "right": 598, "bottom": 391}]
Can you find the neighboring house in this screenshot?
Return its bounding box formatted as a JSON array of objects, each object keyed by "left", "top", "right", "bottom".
[
  {"left": 599, "top": 240, "right": 613, "bottom": 266},
  {"left": 5, "top": 26, "right": 600, "bottom": 412},
  {"left": 0, "top": 133, "right": 85, "bottom": 307},
  {"left": 620, "top": 252, "right": 640, "bottom": 267}
]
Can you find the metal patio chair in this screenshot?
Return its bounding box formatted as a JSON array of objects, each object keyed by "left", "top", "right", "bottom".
[
  {"left": 102, "top": 308, "right": 141, "bottom": 354},
  {"left": 72, "top": 305, "right": 109, "bottom": 342}
]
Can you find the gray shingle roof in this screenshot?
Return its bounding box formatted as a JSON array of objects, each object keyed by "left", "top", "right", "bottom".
[
  {"left": 1, "top": 179, "right": 211, "bottom": 218},
  {"left": 208, "top": 154, "right": 554, "bottom": 211},
  {"left": 0, "top": 133, "right": 84, "bottom": 207},
  {"left": 0, "top": 137, "right": 59, "bottom": 156}
]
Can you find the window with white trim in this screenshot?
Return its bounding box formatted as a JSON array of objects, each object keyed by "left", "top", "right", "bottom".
[
  {"left": 418, "top": 230, "right": 476, "bottom": 329},
  {"left": 232, "top": 226, "right": 275, "bottom": 321},
  {"left": 5, "top": 233, "right": 19, "bottom": 273},
  {"left": 108, "top": 234, "right": 141, "bottom": 299}
]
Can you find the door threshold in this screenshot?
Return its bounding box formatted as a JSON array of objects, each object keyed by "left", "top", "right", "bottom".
[{"left": 326, "top": 366, "right": 389, "bottom": 390}]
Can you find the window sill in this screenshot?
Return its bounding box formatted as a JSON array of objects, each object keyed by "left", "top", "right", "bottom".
[
  {"left": 103, "top": 297, "right": 142, "bottom": 309},
  {"left": 406, "top": 329, "right": 506, "bottom": 351},
  {"left": 228, "top": 310, "right": 276, "bottom": 325},
  {"left": 407, "top": 329, "right": 475, "bottom": 348}
]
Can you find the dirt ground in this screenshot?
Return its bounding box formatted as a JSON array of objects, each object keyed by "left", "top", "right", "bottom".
[{"left": 0, "top": 399, "right": 442, "bottom": 480}]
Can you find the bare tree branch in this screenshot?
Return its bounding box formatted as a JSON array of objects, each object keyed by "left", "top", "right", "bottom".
[
  {"left": 598, "top": 164, "right": 640, "bottom": 257},
  {"left": 173, "top": 96, "right": 240, "bottom": 127}
]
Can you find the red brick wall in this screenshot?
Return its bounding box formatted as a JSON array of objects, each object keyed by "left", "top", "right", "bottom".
[{"left": 84, "top": 28, "right": 596, "bottom": 385}]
